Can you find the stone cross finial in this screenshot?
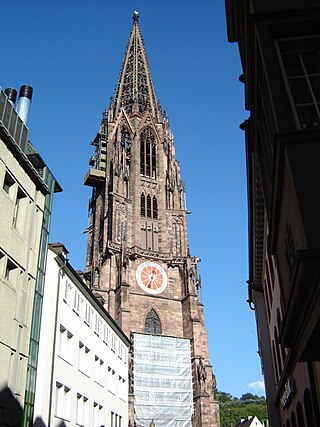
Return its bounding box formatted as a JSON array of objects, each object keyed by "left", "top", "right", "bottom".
[{"left": 133, "top": 11, "right": 139, "bottom": 21}]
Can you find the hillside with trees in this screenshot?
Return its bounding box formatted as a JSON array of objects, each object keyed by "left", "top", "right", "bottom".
[{"left": 217, "top": 391, "right": 268, "bottom": 427}]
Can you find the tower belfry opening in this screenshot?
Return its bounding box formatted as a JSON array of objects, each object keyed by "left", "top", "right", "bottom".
[{"left": 84, "top": 12, "right": 220, "bottom": 427}]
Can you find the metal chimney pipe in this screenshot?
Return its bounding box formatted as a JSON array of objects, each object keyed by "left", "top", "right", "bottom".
[
  {"left": 4, "top": 88, "right": 17, "bottom": 106},
  {"left": 16, "top": 84, "right": 33, "bottom": 125}
]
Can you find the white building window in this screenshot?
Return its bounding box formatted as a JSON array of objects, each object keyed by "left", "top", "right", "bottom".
[
  {"left": 123, "top": 346, "right": 128, "bottom": 364},
  {"left": 104, "top": 324, "right": 111, "bottom": 346},
  {"left": 78, "top": 342, "right": 90, "bottom": 376},
  {"left": 85, "top": 304, "right": 93, "bottom": 327},
  {"left": 64, "top": 280, "right": 73, "bottom": 304},
  {"left": 114, "top": 336, "right": 119, "bottom": 355},
  {"left": 118, "top": 376, "right": 126, "bottom": 401},
  {"left": 55, "top": 382, "right": 70, "bottom": 421},
  {"left": 108, "top": 366, "right": 116, "bottom": 395},
  {"left": 94, "top": 315, "right": 102, "bottom": 336},
  {"left": 94, "top": 356, "right": 104, "bottom": 385},
  {"left": 59, "top": 325, "right": 73, "bottom": 364},
  {"left": 73, "top": 290, "right": 79, "bottom": 313},
  {"left": 78, "top": 294, "right": 84, "bottom": 317},
  {"left": 72, "top": 291, "right": 84, "bottom": 317},
  {"left": 111, "top": 412, "right": 122, "bottom": 427},
  {"left": 111, "top": 333, "right": 116, "bottom": 352},
  {"left": 76, "top": 393, "right": 89, "bottom": 426},
  {"left": 93, "top": 402, "right": 104, "bottom": 427},
  {"left": 119, "top": 343, "right": 124, "bottom": 360}
]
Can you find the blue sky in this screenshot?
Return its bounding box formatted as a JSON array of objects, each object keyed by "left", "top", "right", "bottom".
[{"left": 1, "top": 0, "right": 265, "bottom": 397}]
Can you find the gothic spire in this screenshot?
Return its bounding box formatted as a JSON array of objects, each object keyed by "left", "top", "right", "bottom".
[{"left": 112, "top": 12, "right": 159, "bottom": 119}]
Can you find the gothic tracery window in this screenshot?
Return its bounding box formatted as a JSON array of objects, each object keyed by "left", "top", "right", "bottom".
[
  {"left": 144, "top": 309, "right": 162, "bottom": 335},
  {"left": 140, "top": 128, "right": 156, "bottom": 178},
  {"left": 121, "top": 127, "right": 131, "bottom": 149},
  {"left": 140, "top": 192, "right": 159, "bottom": 251},
  {"left": 153, "top": 196, "right": 158, "bottom": 219},
  {"left": 146, "top": 195, "right": 152, "bottom": 218},
  {"left": 141, "top": 193, "right": 158, "bottom": 220},
  {"left": 140, "top": 193, "right": 145, "bottom": 216}
]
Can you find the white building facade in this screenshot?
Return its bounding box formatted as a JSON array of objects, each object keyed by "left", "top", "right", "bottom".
[{"left": 34, "top": 244, "right": 130, "bottom": 427}]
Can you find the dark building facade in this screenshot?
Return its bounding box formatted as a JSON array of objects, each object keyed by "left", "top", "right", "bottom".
[
  {"left": 84, "top": 13, "right": 219, "bottom": 427},
  {"left": 225, "top": 1, "right": 320, "bottom": 426}
]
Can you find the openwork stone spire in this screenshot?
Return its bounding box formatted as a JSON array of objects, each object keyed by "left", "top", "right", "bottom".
[
  {"left": 85, "top": 13, "right": 220, "bottom": 426},
  {"left": 112, "top": 11, "right": 158, "bottom": 118}
]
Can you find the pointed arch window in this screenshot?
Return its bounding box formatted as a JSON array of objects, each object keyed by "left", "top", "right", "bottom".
[
  {"left": 152, "top": 144, "right": 156, "bottom": 178},
  {"left": 146, "top": 195, "right": 152, "bottom": 218},
  {"left": 121, "top": 127, "right": 131, "bottom": 149},
  {"left": 153, "top": 196, "right": 158, "bottom": 219},
  {"left": 141, "top": 193, "right": 158, "bottom": 220},
  {"left": 140, "top": 128, "right": 156, "bottom": 178},
  {"left": 144, "top": 309, "right": 162, "bottom": 335},
  {"left": 141, "top": 193, "right": 145, "bottom": 216},
  {"left": 140, "top": 139, "right": 145, "bottom": 175}
]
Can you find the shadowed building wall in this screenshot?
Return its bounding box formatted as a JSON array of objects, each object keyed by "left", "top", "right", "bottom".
[{"left": 226, "top": 1, "right": 320, "bottom": 426}]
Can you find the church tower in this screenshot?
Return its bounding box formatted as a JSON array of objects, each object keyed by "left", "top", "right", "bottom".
[{"left": 84, "top": 12, "right": 220, "bottom": 427}]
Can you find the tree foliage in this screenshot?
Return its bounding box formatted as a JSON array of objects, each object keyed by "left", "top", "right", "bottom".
[
  {"left": 240, "top": 393, "right": 260, "bottom": 401},
  {"left": 218, "top": 392, "right": 233, "bottom": 403},
  {"left": 216, "top": 390, "right": 268, "bottom": 427}
]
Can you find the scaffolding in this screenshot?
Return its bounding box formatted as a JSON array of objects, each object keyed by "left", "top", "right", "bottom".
[{"left": 133, "top": 333, "right": 193, "bottom": 427}]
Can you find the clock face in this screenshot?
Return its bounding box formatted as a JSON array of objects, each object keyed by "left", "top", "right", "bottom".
[{"left": 136, "top": 261, "right": 167, "bottom": 295}]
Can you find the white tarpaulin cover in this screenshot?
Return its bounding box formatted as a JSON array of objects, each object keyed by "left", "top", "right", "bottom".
[{"left": 133, "top": 333, "right": 193, "bottom": 427}]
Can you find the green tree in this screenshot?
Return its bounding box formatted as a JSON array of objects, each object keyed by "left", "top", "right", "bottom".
[
  {"left": 217, "top": 391, "right": 233, "bottom": 403},
  {"left": 240, "top": 393, "right": 257, "bottom": 401},
  {"left": 217, "top": 391, "right": 268, "bottom": 427}
]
